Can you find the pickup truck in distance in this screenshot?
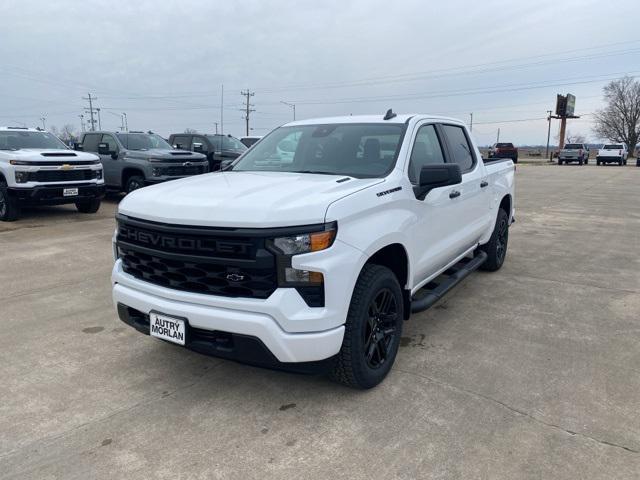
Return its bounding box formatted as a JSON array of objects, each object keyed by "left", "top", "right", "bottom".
[
  {"left": 558, "top": 143, "right": 590, "bottom": 165},
  {"left": 488, "top": 142, "right": 518, "bottom": 163},
  {"left": 78, "top": 131, "right": 208, "bottom": 193},
  {"left": 0, "top": 127, "right": 105, "bottom": 221},
  {"left": 168, "top": 133, "right": 247, "bottom": 171},
  {"left": 596, "top": 144, "right": 628, "bottom": 166},
  {"left": 112, "top": 112, "right": 515, "bottom": 388}
]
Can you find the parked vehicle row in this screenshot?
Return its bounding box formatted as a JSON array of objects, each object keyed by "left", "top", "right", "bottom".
[
  {"left": 168, "top": 133, "right": 247, "bottom": 171},
  {"left": 112, "top": 112, "right": 516, "bottom": 388}
]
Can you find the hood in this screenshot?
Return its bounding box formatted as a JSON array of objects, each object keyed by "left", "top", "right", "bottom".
[
  {"left": 7, "top": 149, "right": 99, "bottom": 162},
  {"left": 124, "top": 148, "right": 206, "bottom": 161},
  {"left": 118, "top": 171, "right": 383, "bottom": 227}
]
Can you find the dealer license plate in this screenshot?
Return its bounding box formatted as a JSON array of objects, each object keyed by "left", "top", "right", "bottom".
[
  {"left": 63, "top": 188, "right": 79, "bottom": 197},
  {"left": 149, "top": 312, "right": 186, "bottom": 345}
]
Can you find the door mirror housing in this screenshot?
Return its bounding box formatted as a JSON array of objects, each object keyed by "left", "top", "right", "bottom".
[
  {"left": 97, "top": 143, "right": 109, "bottom": 155},
  {"left": 192, "top": 142, "right": 204, "bottom": 153},
  {"left": 416, "top": 164, "right": 462, "bottom": 199},
  {"left": 73, "top": 142, "right": 83, "bottom": 151}
]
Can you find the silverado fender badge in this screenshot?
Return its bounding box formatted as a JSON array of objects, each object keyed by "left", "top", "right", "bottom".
[{"left": 376, "top": 186, "right": 402, "bottom": 197}]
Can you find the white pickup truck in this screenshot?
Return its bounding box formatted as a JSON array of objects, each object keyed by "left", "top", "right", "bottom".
[
  {"left": 596, "top": 143, "right": 628, "bottom": 166},
  {"left": 112, "top": 112, "right": 515, "bottom": 388},
  {"left": 0, "top": 127, "right": 105, "bottom": 221}
]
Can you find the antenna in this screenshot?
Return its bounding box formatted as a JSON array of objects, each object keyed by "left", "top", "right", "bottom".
[{"left": 383, "top": 109, "right": 397, "bottom": 120}]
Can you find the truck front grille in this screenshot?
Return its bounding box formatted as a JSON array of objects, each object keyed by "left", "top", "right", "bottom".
[
  {"left": 116, "top": 216, "right": 278, "bottom": 299},
  {"left": 28, "top": 169, "right": 98, "bottom": 182},
  {"left": 158, "top": 165, "right": 207, "bottom": 176}
]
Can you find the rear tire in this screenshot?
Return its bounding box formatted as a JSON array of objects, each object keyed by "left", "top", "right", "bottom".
[
  {"left": 578, "top": 158, "right": 583, "bottom": 165},
  {"left": 558, "top": 159, "right": 563, "bottom": 165},
  {"left": 0, "top": 181, "right": 20, "bottom": 222},
  {"left": 479, "top": 208, "right": 509, "bottom": 272},
  {"left": 75, "top": 198, "right": 101, "bottom": 214},
  {"left": 125, "top": 175, "right": 145, "bottom": 194},
  {"left": 618, "top": 158, "right": 623, "bottom": 166},
  {"left": 330, "top": 264, "right": 403, "bottom": 389}
]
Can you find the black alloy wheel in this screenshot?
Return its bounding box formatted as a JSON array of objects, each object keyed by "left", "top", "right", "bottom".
[{"left": 363, "top": 288, "right": 399, "bottom": 369}]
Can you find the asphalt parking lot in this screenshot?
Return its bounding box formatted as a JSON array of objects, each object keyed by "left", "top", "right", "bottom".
[{"left": 1, "top": 164, "right": 639, "bottom": 479}]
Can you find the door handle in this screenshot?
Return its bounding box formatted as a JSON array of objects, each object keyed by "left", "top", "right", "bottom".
[
  {"left": 449, "top": 190, "right": 461, "bottom": 199},
  {"left": 480, "top": 181, "right": 489, "bottom": 188}
]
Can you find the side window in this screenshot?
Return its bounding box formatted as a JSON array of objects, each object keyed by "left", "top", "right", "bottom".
[
  {"left": 408, "top": 124, "right": 445, "bottom": 183},
  {"left": 100, "top": 134, "right": 118, "bottom": 152},
  {"left": 172, "top": 135, "right": 190, "bottom": 149},
  {"left": 82, "top": 134, "right": 100, "bottom": 152},
  {"left": 441, "top": 124, "right": 474, "bottom": 172},
  {"left": 192, "top": 136, "right": 208, "bottom": 153}
]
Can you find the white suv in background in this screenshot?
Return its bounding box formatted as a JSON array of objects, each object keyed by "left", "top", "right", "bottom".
[{"left": 0, "top": 127, "right": 105, "bottom": 221}]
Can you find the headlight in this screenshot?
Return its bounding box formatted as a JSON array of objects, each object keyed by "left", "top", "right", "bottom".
[
  {"left": 272, "top": 228, "right": 336, "bottom": 255},
  {"left": 269, "top": 223, "right": 336, "bottom": 288},
  {"left": 14, "top": 171, "right": 30, "bottom": 183},
  {"left": 96, "top": 168, "right": 103, "bottom": 180},
  {"left": 10, "top": 160, "right": 30, "bottom": 166}
]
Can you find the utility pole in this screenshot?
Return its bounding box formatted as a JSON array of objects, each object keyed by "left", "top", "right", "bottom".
[
  {"left": 214, "top": 122, "right": 219, "bottom": 134},
  {"left": 79, "top": 114, "right": 85, "bottom": 132},
  {"left": 82, "top": 93, "right": 98, "bottom": 131},
  {"left": 546, "top": 110, "right": 553, "bottom": 160},
  {"left": 281, "top": 101, "right": 296, "bottom": 121},
  {"left": 122, "top": 112, "right": 128, "bottom": 132},
  {"left": 40, "top": 116, "right": 46, "bottom": 130},
  {"left": 240, "top": 89, "right": 255, "bottom": 136},
  {"left": 220, "top": 84, "right": 224, "bottom": 135},
  {"left": 496, "top": 128, "right": 500, "bottom": 143},
  {"left": 96, "top": 108, "right": 102, "bottom": 130},
  {"left": 469, "top": 113, "right": 473, "bottom": 132}
]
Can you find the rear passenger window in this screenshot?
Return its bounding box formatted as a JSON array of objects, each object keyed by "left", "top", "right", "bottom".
[
  {"left": 172, "top": 136, "right": 190, "bottom": 149},
  {"left": 408, "top": 125, "right": 445, "bottom": 183},
  {"left": 82, "top": 134, "right": 100, "bottom": 152},
  {"left": 442, "top": 125, "right": 474, "bottom": 172}
]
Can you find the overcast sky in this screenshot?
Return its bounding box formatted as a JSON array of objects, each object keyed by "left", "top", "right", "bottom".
[{"left": 1, "top": 0, "right": 639, "bottom": 145}]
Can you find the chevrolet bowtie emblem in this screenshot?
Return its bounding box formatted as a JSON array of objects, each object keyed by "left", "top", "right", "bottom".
[
  {"left": 60, "top": 164, "right": 73, "bottom": 170},
  {"left": 226, "top": 273, "right": 245, "bottom": 282}
]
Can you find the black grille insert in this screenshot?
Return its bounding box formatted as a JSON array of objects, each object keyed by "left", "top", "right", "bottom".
[{"left": 28, "top": 169, "right": 98, "bottom": 182}]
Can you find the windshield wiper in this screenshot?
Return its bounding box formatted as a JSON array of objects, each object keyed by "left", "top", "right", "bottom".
[{"left": 290, "top": 170, "right": 336, "bottom": 175}]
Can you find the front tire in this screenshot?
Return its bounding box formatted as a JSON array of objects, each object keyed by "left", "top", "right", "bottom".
[
  {"left": 75, "top": 198, "right": 101, "bottom": 214},
  {"left": 125, "top": 175, "right": 145, "bottom": 194},
  {"left": 330, "top": 264, "right": 403, "bottom": 389},
  {"left": 480, "top": 208, "right": 509, "bottom": 272},
  {"left": 0, "top": 181, "right": 20, "bottom": 222}
]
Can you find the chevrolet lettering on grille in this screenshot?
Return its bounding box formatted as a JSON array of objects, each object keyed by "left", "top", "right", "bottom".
[{"left": 119, "top": 226, "right": 251, "bottom": 256}]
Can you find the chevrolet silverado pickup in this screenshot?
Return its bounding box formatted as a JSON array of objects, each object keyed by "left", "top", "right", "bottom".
[
  {"left": 0, "top": 127, "right": 104, "bottom": 221},
  {"left": 596, "top": 143, "right": 628, "bottom": 166},
  {"left": 558, "top": 143, "right": 590, "bottom": 165},
  {"left": 112, "top": 112, "right": 515, "bottom": 388}
]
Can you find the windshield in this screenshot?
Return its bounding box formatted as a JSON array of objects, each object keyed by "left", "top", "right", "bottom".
[
  {"left": 117, "top": 133, "right": 172, "bottom": 150},
  {"left": 603, "top": 144, "right": 624, "bottom": 149},
  {"left": 0, "top": 130, "right": 68, "bottom": 150},
  {"left": 230, "top": 123, "right": 406, "bottom": 178},
  {"left": 564, "top": 144, "right": 582, "bottom": 149},
  {"left": 206, "top": 135, "right": 246, "bottom": 152}
]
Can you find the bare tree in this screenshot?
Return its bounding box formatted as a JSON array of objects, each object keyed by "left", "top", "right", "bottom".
[
  {"left": 556, "top": 130, "right": 587, "bottom": 144},
  {"left": 592, "top": 76, "right": 640, "bottom": 156},
  {"left": 60, "top": 124, "right": 78, "bottom": 143},
  {"left": 184, "top": 128, "right": 198, "bottom": 134}
]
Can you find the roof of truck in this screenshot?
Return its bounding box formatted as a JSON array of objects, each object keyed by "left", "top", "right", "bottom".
[{"left": 282, "top": 113, "right": 465, "bottom": 127}]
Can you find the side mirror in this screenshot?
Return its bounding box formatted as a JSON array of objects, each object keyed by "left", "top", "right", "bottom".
[
  {"left": 193, "top": 143, "right": 204, "bottom": 153},
  {"left": 417, "top": 164, "right": 462, "bottom": 199},
  {"left": 98, "top": 143, "right": 109, "bottom": 155},
  {"left": 73, "top": 142, "right": 83, "bottom": 151},
  {"left": 174, "top": 143, "right": 183, "bottom": 149}
]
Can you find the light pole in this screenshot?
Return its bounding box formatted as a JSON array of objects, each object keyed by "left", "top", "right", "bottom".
[
  {"left": 280, "top": 101, "right": 296, "bottom": 121},
  {"left": 122, "top": 112, "right": 128, "bottom": 132},
  {"left": 79, "top": 114, "right": 85, "bottom": 132},
  {"left": 40, "top": 116, "right": 46, "bottom": 130},
  {"left": 546, "top": 110, "right": 553, "bottom": 160},
  {"left": 96, "top": 108, "right": 102, "bottom": 130}
]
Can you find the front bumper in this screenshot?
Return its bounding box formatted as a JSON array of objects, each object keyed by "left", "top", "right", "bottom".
[{"left": 8, "top": 183, "right": 106, "bottom": 206}]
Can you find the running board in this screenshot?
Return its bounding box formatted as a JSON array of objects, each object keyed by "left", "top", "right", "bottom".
[{"left": 410, "top": 251, "right": 487, "bottom": 313}]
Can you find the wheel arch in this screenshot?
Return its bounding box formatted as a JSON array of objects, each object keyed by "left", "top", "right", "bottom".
[
  {"left": 499, "top": 193, "right": 512, "bottom": 219},
  {"left": 364, "top": 243, "right": 411, "bottom": 319},
  {"left": 121, "top": 167, "right": 145, "bottom": 187}
]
